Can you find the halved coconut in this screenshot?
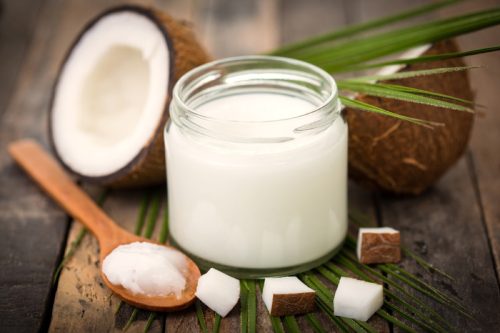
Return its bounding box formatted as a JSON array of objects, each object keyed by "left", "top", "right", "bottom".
[{"left": 49, "top": 6, "right": 210, "bottom": 187}]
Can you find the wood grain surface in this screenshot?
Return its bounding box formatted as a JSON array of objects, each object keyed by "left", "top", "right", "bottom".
[{"left": 0, "top": 0, "right": 498, "bottom": 332}]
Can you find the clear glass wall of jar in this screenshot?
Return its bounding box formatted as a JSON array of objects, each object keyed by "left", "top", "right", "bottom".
[{"left": 165, "top": 56, "right": 347, "bottom": 278}]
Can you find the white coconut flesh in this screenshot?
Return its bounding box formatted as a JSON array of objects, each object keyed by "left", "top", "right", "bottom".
[
  {"left": 374, "top": 44, "right": 431, "bottom": 77},
  {"left": 51, "top": 10, "right": 169, "bottom": 177}
]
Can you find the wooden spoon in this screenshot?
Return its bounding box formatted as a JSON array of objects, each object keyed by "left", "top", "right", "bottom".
[{"left": 8, "top": 139, "right": 200, "bottom": 312}]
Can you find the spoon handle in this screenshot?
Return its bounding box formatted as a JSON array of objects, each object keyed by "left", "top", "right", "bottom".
[{"left": 8, "top": 139, "right": 118, "bottom": 243}]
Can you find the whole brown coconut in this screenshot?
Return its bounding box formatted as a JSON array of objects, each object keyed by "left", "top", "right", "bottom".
[
  {"left": 345, "top": 39, "right": 474, "bottom": 195},
  {"left": 49, "top": 6, "right": 210, "bottom": 188}
]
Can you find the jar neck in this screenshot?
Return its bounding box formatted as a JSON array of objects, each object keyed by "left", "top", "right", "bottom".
[{"left": 169, "top": 56, "right": 340, "bottom": 144}]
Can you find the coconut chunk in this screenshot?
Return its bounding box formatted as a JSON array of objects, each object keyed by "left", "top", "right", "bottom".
[
  {"left": 195, "top": 268, "right": 240, "bottom": 317},
  {"left": 356, "top": 227, "right": 401, "bottom": 264},
  {"left": 333, "top": 277, "right": 383, "bottom": 321},
  {"left": 262, "top": 277, "right": 316, "bottom": 316}
]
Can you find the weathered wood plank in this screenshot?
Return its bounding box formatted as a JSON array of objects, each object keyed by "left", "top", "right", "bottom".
[
  {"left": 380, "top": 157, "right": 500, "bottom": 331},
  {"left": 440, "top": 0, "right": 500, "bottom": 283},
  {"left": 0, "top": 173, "right": 67, "bottom": 333},
  {"left": 0, "top": 0, "right": 79, "bottom": 331},
  {"left": 0, "top": 0, "right": 45, "bottom": 117}
]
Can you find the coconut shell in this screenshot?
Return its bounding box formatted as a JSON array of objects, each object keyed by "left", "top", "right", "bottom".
[
  {"left": 345, "top": 39, "right": 474, "bottom": 194},
  {"left": 49, "top": 6, "right": 211, "bottom": 188},
  {"left": 269, "top": 292, "right": 316, "bottom": 316}
]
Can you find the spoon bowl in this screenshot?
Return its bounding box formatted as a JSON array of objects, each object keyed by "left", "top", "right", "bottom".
[
  {"left": 98, "top": 230, "right": 201, "bottom": 311},
  {"left": 8, "top": 139, "right": 200, "bottom": 311}
]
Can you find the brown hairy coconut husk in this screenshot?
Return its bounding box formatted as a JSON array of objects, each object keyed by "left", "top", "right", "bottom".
[
  {"left": 49, "top": 6, "right": 210, "bottom": 187},
  {"left": 345, "top": 39, "right": 474, "bottom": 195}
]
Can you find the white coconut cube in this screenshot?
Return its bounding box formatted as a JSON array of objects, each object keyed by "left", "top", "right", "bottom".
[
  {"left": 262, "top": 277, "right": 316, "bottom": 316},
  {"left": 333, "top": 277, "right": 383, "bottom": 321},
  {"left": 195, "top": 268, "right": 240, "bottom": 317}
]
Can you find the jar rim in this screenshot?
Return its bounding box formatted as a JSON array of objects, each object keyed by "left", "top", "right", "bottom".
[{"left": 171, "top": 55, "right": 338, "bottom": 124}]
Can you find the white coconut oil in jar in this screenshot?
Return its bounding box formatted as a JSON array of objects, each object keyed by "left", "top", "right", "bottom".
[{"left": 165, "top": 56, "right": 347, "bottom": 277}]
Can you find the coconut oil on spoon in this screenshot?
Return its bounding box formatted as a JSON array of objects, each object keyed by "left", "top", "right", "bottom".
[{"left": 8, "top": 139, "right": 200, "bottom": 311}]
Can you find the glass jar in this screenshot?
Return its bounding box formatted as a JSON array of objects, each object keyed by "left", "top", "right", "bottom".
[{"left": 165, "top": 55, "right": 347, "bottom": 278}]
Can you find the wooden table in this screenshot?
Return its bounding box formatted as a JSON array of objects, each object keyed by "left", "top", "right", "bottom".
[{"left": 1, "top": 0, "right": 499, "bottom": 332}]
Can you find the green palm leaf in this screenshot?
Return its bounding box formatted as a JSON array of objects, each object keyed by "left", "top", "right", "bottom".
[
  {"left": 337, "top": 45, "right": 500, "bottom": 72},
  {"left": 295, "top": 9, "right": 500, "bottom": 72},
  {"left": 347, "top": 66, "right": 477, "bottom": 82},
  {"left": 196, "top": 300, "right": 209, "bottom": 333},
  {"left": 240, "top": 281, "right": 249, "bottom": 333},
  {"left": 213, "top": 314, "right": 221, "bottom": 333},
  {"left": 143, "top": 313, "right": 156, "bottom": 333},
  {"left": 376, "top": 83, "right": 477, "bottom": 106},
  {"left": 123, "top": 308, "right": 139, "bottom": 332},
  {"left": 305, "top": 313, "right": 328, "bottom": 333},
  {"left": 282, "top": 316, "right": 301, "bottom": 333},
  {"left": 338, "top": 81, "right": 474, "bottom": 112},
  {"left": 339, "top": 96, "right": 442, "bottom": 128},
  {"left": 344, "top": 66, "right": 479, "bottom": 107},
  {"left": 271, "top": 0, "right": 461, "bottom": 56}
]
